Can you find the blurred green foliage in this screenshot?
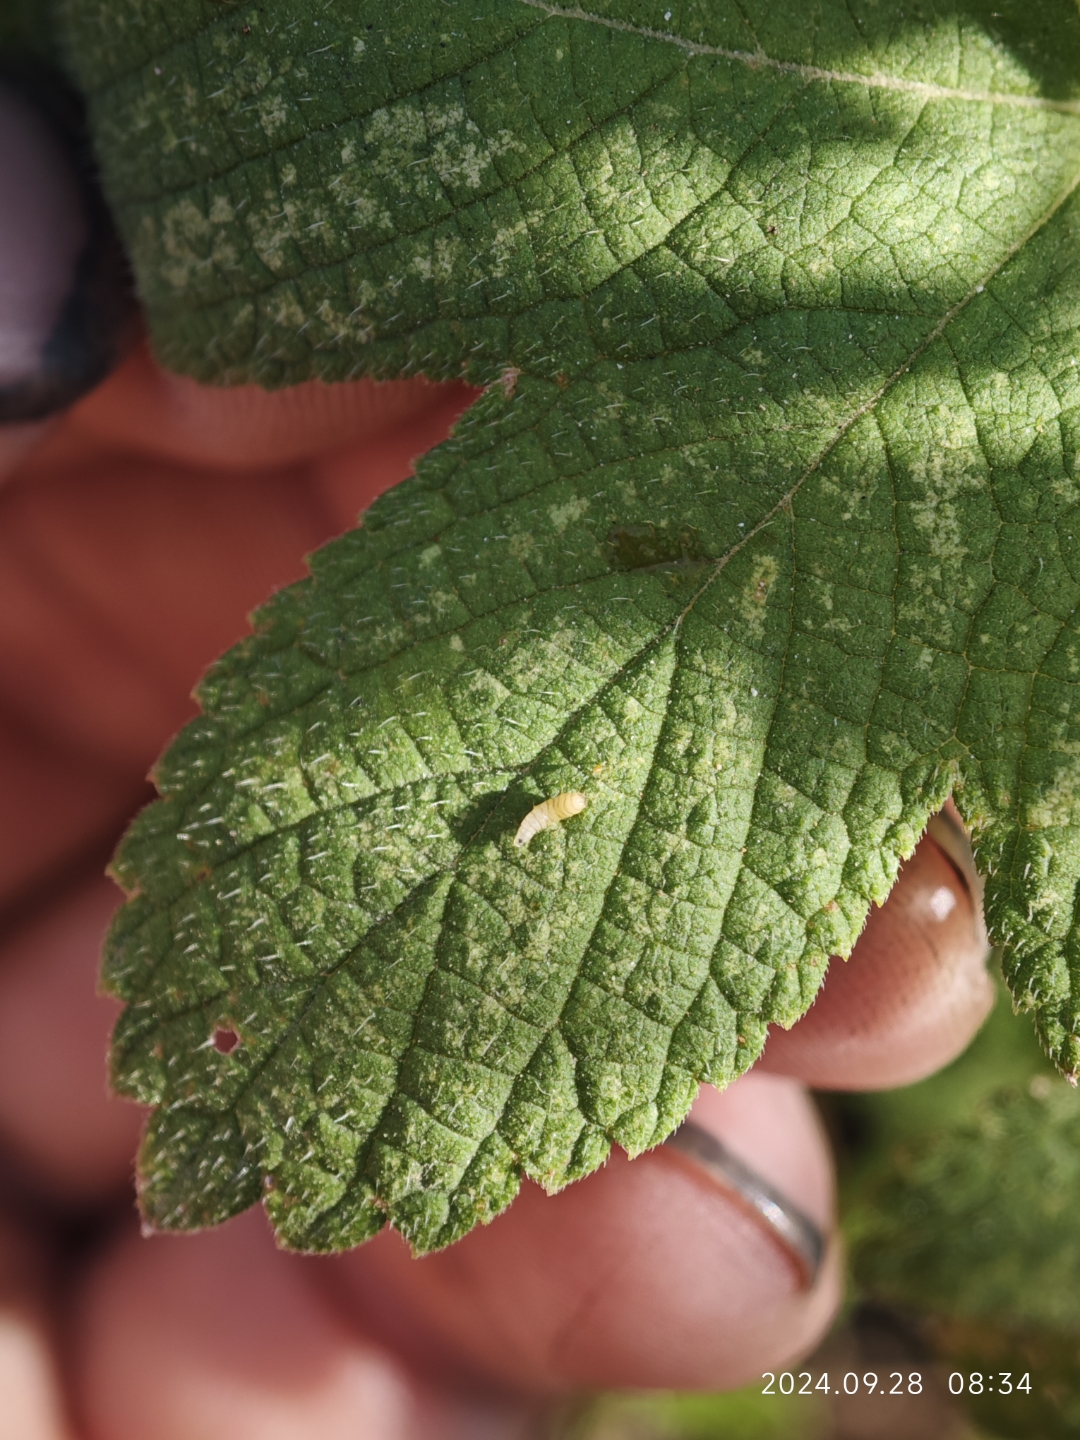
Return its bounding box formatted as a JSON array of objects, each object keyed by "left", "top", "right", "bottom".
[
  {"left": 843, "top": 966, "right": 1080, "bottom": 1437},
  {"left": 563, "top": 1386, "right": 826, "bottom": 1440},
  {"left": 851, "top": 1084, "right": 1080, "bottom": 1333}
]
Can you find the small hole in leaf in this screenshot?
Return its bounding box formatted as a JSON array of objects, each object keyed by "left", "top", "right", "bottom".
[{"left": 212, "top": 1027, "right": 240, "bottom": 1054}]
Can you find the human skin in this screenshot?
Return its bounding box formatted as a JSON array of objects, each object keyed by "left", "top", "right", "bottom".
[{"left": 0, "top": 103, "right": 994, "bottom": 1438}]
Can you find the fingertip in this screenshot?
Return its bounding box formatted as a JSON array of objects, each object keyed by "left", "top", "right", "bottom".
[
  {"left": 759, "top": 816, "right": 994, "bottom": 1090},
  {"left": 0, "top": 1215, "right": 73, "bottom": 1440},
  {"left": 0, "top": 876, "right": 142, "bottom": 1202},
  {"left": 311, "top": 381, "right": 480, "bottom": 531},
  {"left": 63, "top": 341, "right": 478, "bottom": 475},
  {"left": 0, "top": 1309, "right": 73, "bottom": 1440},
  {"left": 685, "top": 1071, "right": 835, "bottom": 1235},
  {"left": 73, "top": 1210, "right": 532, "bottom": 1440},
  {"left": 0, "top": 419, "right": 55, "bottom": 482}
]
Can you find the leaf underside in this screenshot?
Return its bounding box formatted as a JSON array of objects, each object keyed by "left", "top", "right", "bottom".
[{"left": 57, "top": 0, "right": 1080, "bottom": 1251}]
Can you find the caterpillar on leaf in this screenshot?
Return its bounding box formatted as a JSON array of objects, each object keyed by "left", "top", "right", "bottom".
[{"left": 514, "top": 792, "right": 588, "bottom": 847}]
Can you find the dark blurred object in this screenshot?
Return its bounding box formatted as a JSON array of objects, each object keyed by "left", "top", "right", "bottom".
[
  {"left": 926, "top": 1317, "right": 1080, "bottom": 1440},
  {"left": 808, "top": 1303, "right": 968, "bottom": 1440},
  {"left": 0, "top": 0, "right": 54, "bottom": 61},
  {"left": 0, "top": 61, "right": 136, "bottom": 423}
]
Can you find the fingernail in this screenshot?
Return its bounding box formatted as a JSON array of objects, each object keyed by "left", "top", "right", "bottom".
[
  {"left": 926, "top": 805, "right": 980, "bottom": 900},
  {"left": 664, "top": 1120, "right": 826, "bottom": 1289},
  {"left": 926, "top": 803, "right": 989, "bottom": 950},
  {"left": 0, "top": 70, "right": 136, "bottom": 424}
]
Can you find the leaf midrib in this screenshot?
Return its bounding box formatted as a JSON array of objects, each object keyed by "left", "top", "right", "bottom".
[{"left": 518, "top": 0, "right": 1080, "bottom": 115}]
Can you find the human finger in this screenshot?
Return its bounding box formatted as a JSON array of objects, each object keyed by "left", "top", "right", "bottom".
[
  {"left": 0, "top": 716, "right": 144, "bottom": 917},
  {"left": 1, "top": 381, "right": 471, "bottom": 774},
  {"left": 72, "top": 1208, "right": 537, "bottom": 1440},
  {"left": 54, "top": 339, "right": 476, "bottom": 474},
  {"left": 0, "top": 875, "right": 140, "bottom": 1203},
  {"left": 0, "top": 1213, "right": 73, "bottom": 1440},
  {"left": 758, "top": 803, "right": 994, "bottom": 1090},
  {"left": 320, "top": 1070, "right": 840, "bottom": 1395}
]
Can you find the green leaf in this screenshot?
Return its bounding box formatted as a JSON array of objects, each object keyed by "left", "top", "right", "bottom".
[{"left": 57, "top": 0, "right": 1080, "bottom": 1250}]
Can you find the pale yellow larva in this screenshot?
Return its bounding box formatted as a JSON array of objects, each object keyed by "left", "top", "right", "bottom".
[{"left": 514, "top": 792, "right": 588, "bottom": 847}]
